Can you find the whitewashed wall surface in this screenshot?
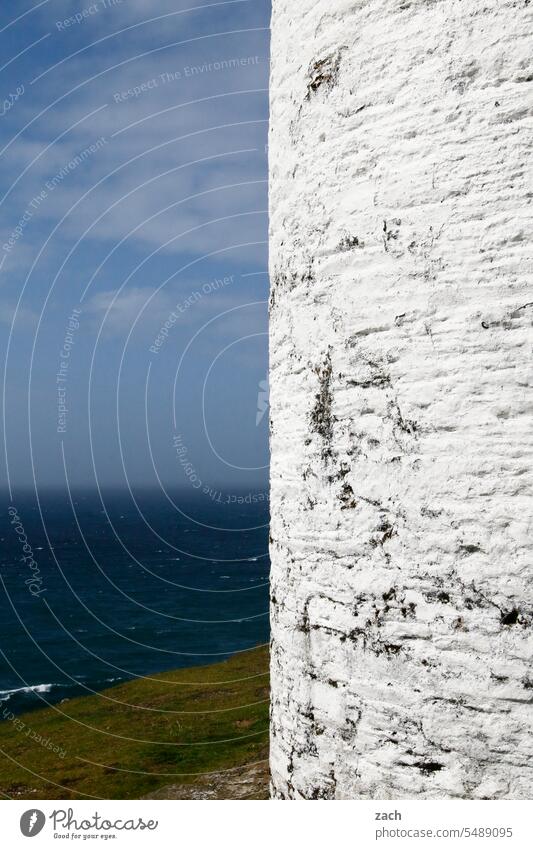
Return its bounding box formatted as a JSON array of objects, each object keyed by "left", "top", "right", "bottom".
[{"left": 269, "top": 0, "right": 533, "bottom": 799}]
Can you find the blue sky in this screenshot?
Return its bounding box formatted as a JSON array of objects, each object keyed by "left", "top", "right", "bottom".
[{"left": 0, "top": 0, "right": 271, "bottom": 492}]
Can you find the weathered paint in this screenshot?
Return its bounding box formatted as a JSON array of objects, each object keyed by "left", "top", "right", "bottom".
[{"left": 269, "top": 0, "right": 533, "bottom": 799}]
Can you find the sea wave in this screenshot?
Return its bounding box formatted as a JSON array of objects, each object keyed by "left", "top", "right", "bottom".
[{"left": 0, "top": 683, "right": 55, "bottom": 703}]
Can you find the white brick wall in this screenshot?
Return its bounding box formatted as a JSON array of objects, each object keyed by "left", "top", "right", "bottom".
[{"left": 269, "top": 0, "right": 533, "bottom": 799}]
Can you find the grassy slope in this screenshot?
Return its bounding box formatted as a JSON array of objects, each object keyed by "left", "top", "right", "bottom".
[{"left": 0, "top": 646, "right": 269, "bottom": 800}]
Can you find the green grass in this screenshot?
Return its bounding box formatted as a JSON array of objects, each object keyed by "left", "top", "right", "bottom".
[{"left": 0, "top": 646, "right": 269, "bottom": 799}]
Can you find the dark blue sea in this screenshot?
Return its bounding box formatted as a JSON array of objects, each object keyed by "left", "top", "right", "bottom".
[{"left": 0, "top": 489, "right": 269, "bottom": 717}]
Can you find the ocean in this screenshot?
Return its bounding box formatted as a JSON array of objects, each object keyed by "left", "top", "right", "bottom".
[{"left": 0, "top": 489, "right": 269, "bottom": 717}]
